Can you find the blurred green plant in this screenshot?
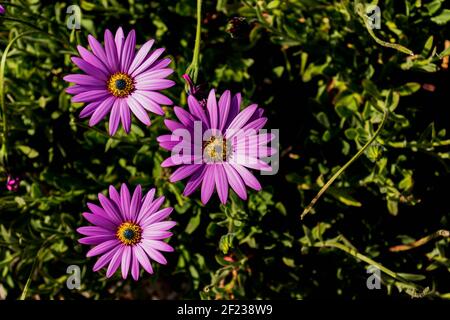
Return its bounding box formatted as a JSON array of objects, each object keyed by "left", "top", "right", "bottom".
[{"left": 0, "top": 0, "right": 449, "bottom": 300}]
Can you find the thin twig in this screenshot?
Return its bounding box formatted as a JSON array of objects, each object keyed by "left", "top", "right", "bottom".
[
  {"left": 389, "top": 230, "right": 450, "bottom": 252},
  {"left": 301, "top": 107, "right": 389, "bottom": 219},
  {"left": 355, "top": 2, "right": 414, "bottom": 56},
  {"left": 313, "top": 240, "right": 427, "bottom": 294},
  {"left": 185, "top": 0, "right": 202, "bottom": 83}
]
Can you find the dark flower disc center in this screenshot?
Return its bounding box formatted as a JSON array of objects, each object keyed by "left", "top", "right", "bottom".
[
  {"left": 116, "top": 222, "right": 142, "bottom": 245},
  {"left": 107, "top": 72, "right": 135, "bottom": 98},
  {"left": 122, "top": 228, "right": 135, "bottom": 240},
  {"left": 115, "top": 79, "right": 127, "bottom": 90}
]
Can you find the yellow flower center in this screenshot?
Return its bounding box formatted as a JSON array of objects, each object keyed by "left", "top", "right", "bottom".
[
  {"left": 116, "top": 222, "right": 142, "bottom": 246},
  {"left": 203, "top": 136, "right": 229, "bottom": 162},
  {"left": 107, "top": 72, "right": 135, "bottom": 97}
]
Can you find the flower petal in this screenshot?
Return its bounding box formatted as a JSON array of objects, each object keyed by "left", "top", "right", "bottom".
[
  {"left": 232, "top": 164, "right": 262, "bottom": 191},
  {"left": 207, "top": 89, "right": 218, "bottom": 130},
  {"left": 183, "top": 165, "right": 207, "bottom": 196},
  {"left": 138, "top": 196, "right": 165, "bottom": 222},
  {"left": 170, "top": 164, "right": 203, "bottom": 182},
  {"left": 121, "top": 246, "right": 132, "bottom": 279},
  {"left": 87, "top": 240, "right": 120, "bottom": 257},
  {"left": 72, "top": 90, "right": 110, "bottom": 103},
  {"left": 120, "top": 98, "right": 131, "bottom": 133},
  {"left": 71, "top": 57, "right": 108, "bottom": 81},
  {"left": 188, "top": 95, "right": 209, "bottom": 127},
  {"left": 98, "top": 193, "right": 122, "bottom": 224},
  {"left": 134, "top": 79, "right": 175, "bottom": 91},
  {"left": 136, "top": 188, "right": 156, "bottom": 223},
  {"left": 130, "top": 185, "right": 142, "bottom": 222},
  {"left": 143, "top": 240, "right": 174, "bottom": 252},
  {"left": 120, "top": 30, "right": 136, "bottom": 73},
  {"left": 127, "top": 95, "right": 151, "bottom": 126},
  {"left": 141, "top": 240, "right": 167, "bottom": 265},
  {"left": 131, "top": 91, "right": 164, "bottom": 115},
  {"left": 79, "top": 234, "right": 115, "bottom": 245},
  {"left": 225, "top": 93, "right": 241, "bottom": 129},
  {"left": 144, "top": 221, "right": 177, "bottom": 231},
  {"left": 201, "top": 166, "right": 215, "bottom": 204},
  {"left": 77, "top": 226, "right": 112, "bottom": 236},
  {"left": 141, "top": 230, "right": 173, "bottom": 240},
  {"left": 93, "top": 245, "right": 121, "bottom": 272},
  {"left": 130, "top": 48, "right": 166, "bottom": 77},
  {"left": 79, "top": 101, "right": 101, "bottom": 118},
  {"left": 214, "top": 165, "right": 229, "bottom": 204},
  {"left": 77, "top": 45, "right": 109, "bottom": 72},
  {"left": 104, "top": 29, "right": 119, "bottom": 72},
  {"left": 88, "top": 35, "right": 110, "bottom": 72},
  {"left": 174, "top": 106, "right": 195, "bottom": 128},
  {"left": 82, "top": 212, "right": 116, "bottom": 230},
  {"left": 223, "top": 163, "right": 247, "bottom": 200},
  {"left": 141, "top": 207, "right": 173, "bottom": 227},
  {"left": 89, "top": 96, "right": 115, "bottom": 127},
  {"left": 109, "top": 99, "right": 121, "bottom": 135},
  {"left": 226, "top": 104, "right": 258, "bottom": 137},
  {"left": 114, "top": 27, "right": 125, "bottom": 56},
  {"left": 131, "top": 250, "right": 140, "bottom": 280},
  {"left": 218, "top": 90, "right": 231, "bottom": 131},
  {"left": 135, "top": 244, "right": 154, "bottom": 274},
  {"left": 64, "top": 74, "right": 103, "bottom": 86},
  {"left": 128, "top": 39, "right": 155, "bottom": 75},
  {"left": 120, "top": 184, "right": 131, "bottom": 221},
  {"left": 106, "top": 245, "right": 124, "bottom": 278}
]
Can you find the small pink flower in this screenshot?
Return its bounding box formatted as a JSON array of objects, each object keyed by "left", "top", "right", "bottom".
[{"left": 6, "top": 175, "right": 20, "bottom": 192}]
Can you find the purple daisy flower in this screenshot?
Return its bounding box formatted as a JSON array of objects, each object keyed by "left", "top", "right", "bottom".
[
  {"left": 78, "top": 184, "right": 176, "bottom": 280},
  {"left": 64, "top": 27, "right": 175, "bottom": 135},
  {"left": 0, "top": 5, "right": 5, "bottom": 15},
  {"left": 157, "top": 89, "right": 276, "bottom": 204}
]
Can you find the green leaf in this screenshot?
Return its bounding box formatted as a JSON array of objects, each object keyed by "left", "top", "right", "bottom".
[
  {"left": 395, "top": 83, "right": 420, "bottom": 96},
  {"left": 17, "top": 145, "right": 39, "bottom": 159},
  {"left": 425, "top": 0, "right": 443, "bottom": 15},
  {"left": 185, "top": 211, "right": 201, "bottom": 234},
  {"left": 273, "top": 66, "right": 284, "bottom": 77},
  {"left": 431, "top": 9, "right": 450, "bottom": 25},
  {"left": 282, "top": 257, "right": 295, "bottom": 267},
  {"left": 438, "top": 45, "right": 450, "bottom": 59},
  {"left": 421, "top": 36, "right": 434, "bottom": 57},
  {"left": 219, "top": 234, "right": 234, "bottom": 254},
  {"left": 387, "top": 199, "right": 399, "bottom": 216},
  {"left": 328, "top": 188, "right": 362, "bottom": 207},
  {"left": 267, "top": 1, "right": 281, "bottom": 9},
  {"left": 315, "top": 112, "right": 330, "bottom": 128},
  {"left": 397, "top": 273, "right": 426, "bottom": 281}
]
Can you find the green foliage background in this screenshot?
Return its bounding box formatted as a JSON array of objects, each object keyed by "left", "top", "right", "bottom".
[{"left": 0, "top": 0, "right": 449, "bottom": 299}]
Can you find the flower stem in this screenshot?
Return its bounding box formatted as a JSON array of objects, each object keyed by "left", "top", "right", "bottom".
[
  {"left": 186, "top": 0, "right": 202, "bottom": 83},
  {"left": 313, "top": 240, "right": 423, "bottom": 291},
  {"left": 0, "top": 31, "right": 37, "bottom": 167},
  {"left": 301, "top": 107, "right": 389, "bottom": 219},
  {"left": 389, "top": 229, "right": 450, "bottom": 252},
  {"left": 355, "top": 2, "right": 414, "bottom": 56},
  {"left": 19, "top": 235, "right": 57, "bottom": 300}
]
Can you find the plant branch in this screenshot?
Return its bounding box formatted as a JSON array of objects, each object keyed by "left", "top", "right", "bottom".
[
  {"left": 186, "top": 0, "right": 202, "bottom": 83},
  {"left": 301, "top": 107, "right": 389, "bottom": 219},
  {"left": 389, "top": 230, "right": 450, "bottom": 252}
]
